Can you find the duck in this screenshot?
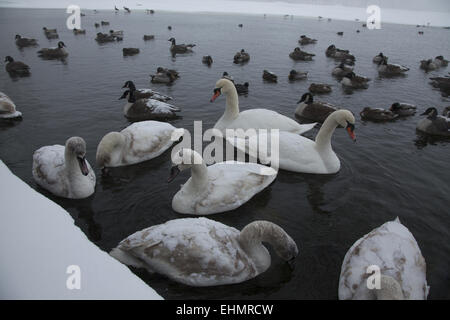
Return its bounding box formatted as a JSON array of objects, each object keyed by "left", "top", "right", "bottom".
[
  {"left": 168, "top": 149, "right": 278, "bottom": 215},
  {"left": 15, "top": 34, "right": 38, "bottom": 47},
  {"left": 233, "top": 49, "right": 250, "bottom": 64},
  {"left": 337, "top": 31, "right": 344, "bottom": 35},
  {"left": 295, "top": 92, "right": 337, "bottom": 123},
  {"left": 325, "top": 45, "right": 355, "bottom": 64},
  {"left": 37, "top": 41, "right": 68, "bottom": 59},
  {"left": 429, "top": 76, "right": 450, "bottom": 96},
  {"left": 110, "top": 217, "right": 298, "bottom": 286},
  {"left": 298, "top": 35, "right": 317, "bottom": 45},
  {"left": 95, "top": 32, "right": 117, "bottom": 43},
  {"left": 360, "top": 107, "right": 398, "bottom": 121},
  {"left": 122, "top": 80, "right": 172, "bottom": 101},
  {"left": 235, "top": 82, "right": 249, "bottom": 95},
  {"left": 289, "top": 47, "right": 315, "bottom": 61},
  {"left": 94, "top": 23, "right": 100, "bottom": 28},
  {"left": 341, "top": 72, "right": 370, "bottom": 89},
  {"left": 211, "top": 78, "right": 316, "bottom": 135},
  {"left": 4, "top": 56, "right": 30, "bottom": 76},
  {"left": 0, "top": 92, "right": 22, "bottom": 119},
  {"left": 43, "top": 27, "right": 59, "bottom": 39},
  {"left": 332, "top": 62, "right": 353, "bottom": 77},
  {"left": 238, "top": 23, "right": 243, "bottom": 27},
  {"left": 309, "top": 83, "right": 332, "bottom": 94},
  {"left": 123, "top": 48, "right": 140, "bottom": 56},
  {"left": 109, "top": 30, "right": 124, "bottom": 37},
  {"left": 73, "top": 28, "right": 86, "bottom": 35},
  {"left": 202, "top": 55, "right": 213, "bottom": 66},
  {"left": 416, "top": 107, "right": 450, "bottom": 136},
  {"left": 288, "top": 70, "right": 308, "bottom": 81},
  {"left": 378, "top": 57, "right": 409, "bottom": 75},
  {"left": 339, "top": 217, "right": 429, "bottom": 300},
  {"left": 143, "top": 35, "right": 155, "bottom": 41},
  {"left": 433, "top": 56, "right": 448, "bottom": 67},
  {"left": 167, "top": 26, "right": 172, "bottom": 30},
  {"left": 42, "top": 27, "right": 57, "bottom": 34},
  {"left": 32, "top": 137, "right": 96, "bottom": 199},
  {"left": 101, "top": 21, "right": 109, "bottom": 26},
  {"left": 96, "top": 121, "right": 184, "bottom": 169},
  {"left": 228, "top": 110, "right": 356, "bottom": 174},
  {"left": 168, "top": 38, "right": 195, "bottom": 53},
  {"left": 372, "top": 52, "right": 386, "bottom": 63},
  {"left": 420, "top": 59, "right": 438, "bottom": 71},
  {"left": 119, "top": 89, "right": 180, "bottom": 121},
  {"left": 262, "top": 70, "right": 277, "bottom": 82},
  {"left": 150, "top": 67, "right": 179, "bottom": 84},
  {"left": 389, "top": 102, "right": 417, "bottom": 116}
]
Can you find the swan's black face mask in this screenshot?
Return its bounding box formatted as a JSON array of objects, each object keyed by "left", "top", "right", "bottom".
[
  {"left": 346, "top": 121, "right": 356, "bottom": 141},
  {"left": 210, "top": 88, "right": 221, "bottom": 102}
]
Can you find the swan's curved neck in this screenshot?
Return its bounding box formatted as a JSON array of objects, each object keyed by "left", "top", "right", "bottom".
[
  {"left": 315, "top": 114, "right": 339, "bottom": 149},
  {"left": 188, "top": 157, "right": 209, "bottom": 192},
  {"left": 64, "top": 149, "right": 82, "bottom": 177},
  {"left": 223, "top": 87, "right": 239, "bottom": 120}
]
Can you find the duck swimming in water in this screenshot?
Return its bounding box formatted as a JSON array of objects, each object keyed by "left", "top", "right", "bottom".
[
  {"left": 295, "top": 92, "right": 337, "bottom": 123},
  {"left": 289, "top": 47, "right": 315, "bottom": 61},
  {"left": 4, "top": 56, "right": 30, "bottom": 76},
  {"left": 360, "top": 107, "right": 398, "bottom": 122},
  {"left": 416, "top": 107, "right": 450, "bottom": 137},
  {"left": 233, "top": 49, "right": 250, "bottom": 64},
  {"left": 378, "top": 57, "right": 409, "bottom": 76},
  {"left": 288, "top": 70, "right": 308, "bottom": 81},
  {"left": 389, "top": 102, "right": 417, "bottom": 117},
  {"left": 37, "top": 41, "right": 68, "bottom": 59},
  {"left": 168, "top": 37, "right": 195, "bottom": 54},
  {"left": 15, "top": 34, "right": 38, "bottom": 48}
]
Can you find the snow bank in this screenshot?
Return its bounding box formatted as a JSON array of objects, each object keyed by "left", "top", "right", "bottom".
[{"left": 0, "top": 160, "right": 162, "bottom": 300}]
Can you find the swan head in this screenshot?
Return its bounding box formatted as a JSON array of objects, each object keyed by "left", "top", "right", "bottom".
[
  {"left": 66, "top": 137, "right": 89, "bottom": 176},
  {"left": 375, "top": 275, "right": 404, "bottom": 300},
  {"left": 168, "top": 148, "right": 203, "bottom": 182},
  {"left": 210, "top": 78, "right": 235, "bottom": 102},
  {"left": 96, "top": 132, "right": 126, "bottom": 169},
  {"left": 333, "top": 110, "right": 356, "bottom": 141}
]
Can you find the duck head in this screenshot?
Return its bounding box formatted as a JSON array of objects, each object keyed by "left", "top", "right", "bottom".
[
  {"left": 66, "top": 137, "right": 89, "bottom": 176},
  {"left": 390, "top": 102, "right": 400, "bottom": 111},
  {"left": 297, "top": 92, "right": 313, "bottom": 104},
  {"left": 210, "top": 78, "right": 235, "bottom": 102},
  {"left": 421, "top": 107, "right": 438, "bottom": 119}
]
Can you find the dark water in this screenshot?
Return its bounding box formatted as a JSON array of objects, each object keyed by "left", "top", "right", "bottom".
[{"left": 0, "top": 8, "right": 449, "bottom": 299}]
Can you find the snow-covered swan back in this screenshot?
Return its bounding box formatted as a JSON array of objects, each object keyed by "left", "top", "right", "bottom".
[
  {"left": 96, "top": 121, "right": 184, "bottom": 168},
  {"left": 211, "top": 78, "right": 316, "bottom": 135},
  {"left": 32, "top": 137, "right": 96, "bottom": 199},
  {"left": 168, "top": 148, "right": 277, "bottom": 215},
  {"left": 110, "top": 218, "right": 298, "bottom": 286},
  {"left": 338, "top": 217, "right": 429, "bottom": 300}
]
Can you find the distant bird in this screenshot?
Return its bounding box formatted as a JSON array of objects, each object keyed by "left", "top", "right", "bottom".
[
  {"left": 123, "top": 7, "right": 131, "bottom": 13},
  {"left": 4, "top": 56, "right": 30, "bottom": 76},
  {"left": 289, "top": 47, "right": 315, "bottom": 61},
  {"left": 114, "top": 6, "right": 119, "bottom": 12},
  {"left": 262, "top": 70, "right": 277, "bottom": 82},
  {"left": 341, "top": 72, "right": 370, "bottom": 89},
  {"left": 417, "top": 107, "right": 450, "bottom": 136},
  {"left": 233, "top": 49, "right": 250, "bottom": 64},
  {"left": 288, "top": 69, "right": 308, "bottom": 81},
  {"left": 299, "top": 35, "right": 317, "bottom": 45},
  {"left": 295, "top": 92, "right": 337, "bottom": 123},
  {"left": 418, "top": 31, "right": 424, "bottom": 35},
  {"left": 238, "top": 24, "right": 243, "bottom": 28},
  {"left": 94, "top": 23, "right": 100, "bottom": 28},
  {"left": 235, "top": 82, "right": 249, "bottom": 95},
  {"left": 143, "top": 35, "right": 155, "bottom": 41},
  {"left": 43, "top": 27, "right": 58, "bottom": 39},
  {"left": 42, "top": 27, "right": 57, "bottom": 34},
  {"left": 420, "top": 59, "right": 438, "bottom": 71},
  {"left": 309, "top": 83, "right": 332, "bottom": 94},
  {"left": 337, "top": 31, "right": 344, "bottom": 36},
  {"left": 15, "top": 35, "right": 38, "bottom": 48},
  {"left": 37, "top": 41, "right": 68, "bottom": 59},
  {"left": 123, "top": 48, "right": 140, "bottom": 56},
  {"left": 372, "top": 52, "right": 386, "bottom": 63},
  {"left": 95, "top": 32, "right": 120, "bottom": 43},
  {"left": 168, "top": 38, "right": 195, "bottom": 54},
  {"left": 109, "top": 30, "right": 124, "bottom": 37},
  {"left": 73, "top": 28, "right": 86, "bottom": 35},
  {"left": 360, "top": 107, "right": 398, "bottom": 121},
  {"left": 101, "top": 21, "right": 109, "bottom": 26},
  {"left": 332, "top": 62, "right": 353, "bottom": 77},
  {"left": 168, "top": 26, "right": 172, "bottom": 30},
  {"left": 326, "top": 45, "right": 355, "bottom": 64},
  {"left": 378, "top": 57, "right": 409, "bottom": 75},
  {"left": 202, "top": 55, "right": 213, "bottom": 66},
  {"left": 151, "top": 67, "right": 179, "bottom": 84},
  {"left": 389, "top": 102, "right": 417, "bottom": 117}
]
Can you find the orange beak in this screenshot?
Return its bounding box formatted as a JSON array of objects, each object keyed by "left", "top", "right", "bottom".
[
  {"left": 347, "top": 127, "right": 356, "bottom": 141},
  {"left": 210, "top": 89, "right": 221, "bottom": 102}
]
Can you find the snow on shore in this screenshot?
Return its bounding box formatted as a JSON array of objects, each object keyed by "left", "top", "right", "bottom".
[{"left": 0, "top": 160, "right": 162, "bottom": 300}]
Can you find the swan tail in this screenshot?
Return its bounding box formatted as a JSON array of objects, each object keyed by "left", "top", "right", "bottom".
[{"left": 296, "top": 122, "right": 317, "bottom": 135}]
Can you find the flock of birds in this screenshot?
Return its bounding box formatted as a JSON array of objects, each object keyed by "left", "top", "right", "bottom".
[{"left": 2, "top": 8, "right": 448, "bottom": 299}]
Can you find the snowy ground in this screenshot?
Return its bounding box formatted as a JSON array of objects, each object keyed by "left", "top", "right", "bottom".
[{"left": 0, "top": 160, "right": 162, "bottom": 300}]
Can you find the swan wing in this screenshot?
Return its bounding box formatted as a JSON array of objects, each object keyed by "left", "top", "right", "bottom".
[{"left": 32, "top": 145, "right": 68, "bottom": 196}]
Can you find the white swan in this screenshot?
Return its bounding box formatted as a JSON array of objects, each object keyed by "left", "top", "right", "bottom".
[
  {"left": 227, "top": 110, "right": 356, "bottom": 174},
  {"left": 168, "top": 149, "right": 277, "bottom": 215},
  {"left": 110, "top": 217, "right": 298, "bottom": 286},
  {"left": 0, "top": 92, "right": 22, "bottom": 119},
  {"left": 211, "top": 78, "right": 316, "bottom": 135},
  {"left": 32, "top": 137, "right": 96, "bottom": 199},
  {"left": 96, "top": 121, "right": 184, "bottom": 169},
  {"left": 339, "top": 217, "right": 429, "bottom": 300}
]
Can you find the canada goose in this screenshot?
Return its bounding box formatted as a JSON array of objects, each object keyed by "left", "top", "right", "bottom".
[
  {"left": 235, "top": 82, "right": 249, "bottom": 95},
  {"left": 150, "top": 67, "right": 179, "bottom": 84},
  {"left": 143, "top": 35, "right": 154, "bottom": 40},
  {"left": 337, "top": 31, "right": 344, "bottom": 35},
  {"left": 420, "top": 59, "right": 438, "bottom": 71},
  {"left": 15, "top": 35, "right": 38, "bottom": 47},
  {"left": 109, "top": 30, "right": 123, "bottom": 37},
  {"left": 95, "top": 32, "right": 119, "bottom": 43},
  {"left": 4, "top": 56, "right": 30, "bottom": 76},
  {"left": 123, "top": 48, "right": 140, "bottom": 56},
  {"left": 341, "top": 72, "right": 370, "bottom": 89},
  {"left": 372, "top": 52, "right": 386, "bottom": 63},
  {"left": 222, "top": 72, "right": 234, "bottom": 83},
  {"left": 119, "top": 89, "right": 180, "bottom": 120},
  {"left": 434, "top": 56, "right": 448, "bottom": 67},
  {"left": 202, "top": 55, "right": 213, "bottom": 66},
  {"left": 168, "top": 38, "right": 195, "bottom": 54},
  {"left": 288, "top": 69, "right": 308, "bottom": 81},
  {"left": 360, "top": 107, "right": 398, "bottom": 121},
  {"left": 326, "top": 45, "right": 355, "bottom": 64},
  {"left": 289, "top": 47, "right": 315, "bottom": 61},
  {"left": 233, "top": 49, "right": 250, "bottom": 64},
  {"left": 101, "top": 21, "right": 109, "bottom": 26},
  {"left": 0, "top": 92, "right": 22, "bottom": 119},
  {"left": 43, "top": 27, "right": 58, "bottom": 39},
  {"left": 389, "top": 103, "right": 417, "bottom": 116},
  {"left": 262, "top": 70, "right": 277, "bottom": 82},
  {"left": 378, "top": 57, "right": 409, "bottom": 75},
  {"left": 37, "top": 41, "right": 68, "bottom": 59},
  {"left": 122, "top": 80, "right": 172, "bottom": 102},
  {"left": 416, "top": 107, "right": 450, "bottom": 136},
  {"left": 332, "top": 62, "right": 353, "bottom": 77},
  {"left": 73, "top": 28, "right": 86, "bottom": 35},
  {"left": 309, "top": 83, "right": 332, "bottom": 94},
  {"left": 295, "top": 92, "right": 337, "bottom": 123},
  {"left": 298, "top": 35, "right": 317, "bottom": 45}
]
